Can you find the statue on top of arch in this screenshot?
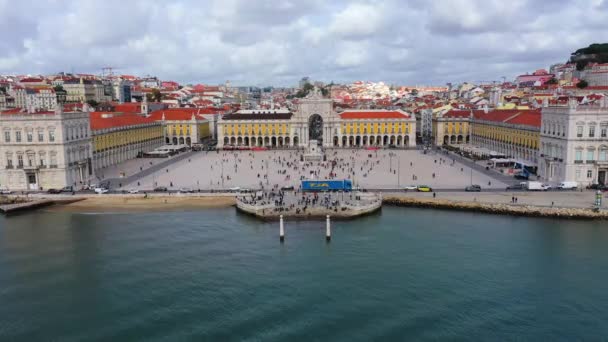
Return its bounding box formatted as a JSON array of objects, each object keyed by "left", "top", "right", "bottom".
[{"left": 305, "top": 86, "right": 324, "bottom": 99}]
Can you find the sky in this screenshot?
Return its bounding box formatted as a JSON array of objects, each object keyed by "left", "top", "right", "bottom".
[{"left": 0, "top": 0, "right": 607, "bottom": 86}]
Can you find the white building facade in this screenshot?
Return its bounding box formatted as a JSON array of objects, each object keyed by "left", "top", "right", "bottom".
[
  {"left": 539, "top": 98, "right": 608, "bottom": 186},
  {"left": 25, "top": 88, "right": 57, "bottom": 112},
  {"left": 0, "top": 106, "right": 94, "bottom": 190}
]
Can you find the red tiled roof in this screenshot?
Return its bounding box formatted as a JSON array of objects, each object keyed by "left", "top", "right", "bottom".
[
  {"left": 506, "top": 110, "right": 541, "bottom": 127},
  {"left": 20, "top": 77, "right": 45, "bottom": 83},
  {"left": 474, "top": 109, "right": 541, "bottom": 128},
  {"left": 148, "top": 108, "right": 211, "bottom": 121},
  {"left": 443, "top": 110, "right": 472, "bottom": 118},
  {"left": 113, "top": 103, "right": 142, "bottom": 114},
  {"left": 1, "top": 108, "right": 55, "bottom": 115},
  {"left": 90, "top": 112, "right": 156, "bottom": 130},
  {"left": 339, "top": 111, "right": 410, "bottom": 119}
]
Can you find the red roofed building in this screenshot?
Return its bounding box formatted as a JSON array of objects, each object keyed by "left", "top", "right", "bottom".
[
  {"left": 336, "top": 110, "right": 415, "bottom": 147},
  {"left": 90, "top": 111, "right": 164, "bottom": 169},
  {"left": 470, "top": 108, "right": 542, "bottom": 164},
  {"left": 148, "top": 108, "right": 212, "bottom": 145},
  {"left": 218, "top": 96, "right": 416, "bottom": 148}
]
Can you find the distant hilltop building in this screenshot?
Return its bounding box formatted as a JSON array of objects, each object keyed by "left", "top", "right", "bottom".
[{"left": 515, "top": 69, "right": 555, "bottom": 88}]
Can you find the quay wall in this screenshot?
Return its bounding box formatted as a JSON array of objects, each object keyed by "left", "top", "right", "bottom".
[{"left": 383, "top": 196, "right": 608, "bottom": 220}]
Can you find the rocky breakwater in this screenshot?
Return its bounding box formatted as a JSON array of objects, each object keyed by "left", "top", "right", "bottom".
[{"left": 383, "top": 195, "right": 608, "bottom": 220}]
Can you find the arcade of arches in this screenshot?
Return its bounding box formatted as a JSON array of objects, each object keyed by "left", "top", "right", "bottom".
[{"left": 217, "top": 110, "right": 417, "bottom": 148}]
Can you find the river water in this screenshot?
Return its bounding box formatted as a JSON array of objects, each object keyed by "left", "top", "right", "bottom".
[{"left": 1, "top": 207, "right": 607, "bottom": 341}]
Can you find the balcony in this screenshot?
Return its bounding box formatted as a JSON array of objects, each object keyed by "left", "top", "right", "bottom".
[
  {"left": 586, "top": 160, "right": 595, "bottom": 164},
  {"left": 5, "top": 165, "right": 13, "bottom": 169},
  {"left": 16, "top": 164, "right": 24, "bottom": 169},
  {"left": 574, "top": 160, "right": 584, "bottom": 164}
]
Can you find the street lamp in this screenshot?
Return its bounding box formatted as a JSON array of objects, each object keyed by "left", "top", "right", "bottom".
[{"left": 397, "top": 154, "right": 400, "bottom": 187}]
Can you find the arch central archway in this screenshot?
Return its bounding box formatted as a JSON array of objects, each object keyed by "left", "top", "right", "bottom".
[{"left": 308, "top": 114, "right": 323, "bottom": 143}]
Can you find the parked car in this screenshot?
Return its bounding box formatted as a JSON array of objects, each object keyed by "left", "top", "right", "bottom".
[
  {"left": 587, "top": 183, "right": 607, "bottom": 191},
  {"left": 402, "top": 185, "right": 418, "bottom": 191},
  {"left": 178, "top": 187, "right": 193, "bottom": 193},
  {"left": 127, "top": 189, "right": 139, "bottom": 194},
  {"left": 60, "top": 186, "right": 73, "bottom": 193},
  {"left": 558, "top": 181, "right": 578, "bottom": 190},
  {"left": 94, "top": 187, "right": 109, "bottom": 194},
  {"left": 154, "top": 186, "right": 168, "bottom": 192},
  {"left": 417, "top": 185, "right": 433, "bottom": 192},
  {"left": 228, "top": 187, "right": 241, "bottom": 192},
  {"left": 0, "top": 188, "right": 12, "bottom": 195},
  {"left": 465, "top": 185, "right": 482, "bottom": 192},
  {"left": 47, "top": 188, "right": 62, "bottom": 194},
  {"left": 281, "top": 185, "right": 295, "bottom": 191}
]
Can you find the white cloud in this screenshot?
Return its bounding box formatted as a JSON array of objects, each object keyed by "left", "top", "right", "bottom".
[
  {"left": 329, "top": 3, "right": 384, "bottom": 39},
  {"left": 0, "top": 0, "right": 604, "bottom": 86}
]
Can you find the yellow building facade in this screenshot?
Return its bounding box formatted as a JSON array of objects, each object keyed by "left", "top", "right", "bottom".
[
  {"left": 90, "top": 112, "right": 164, "bottom": 170},
  {"left": 470, "top": 109, "right": 541, "bottom": 163}
]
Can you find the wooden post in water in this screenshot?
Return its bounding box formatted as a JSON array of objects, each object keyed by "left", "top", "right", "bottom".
[
  {"left": 326, "top": 215, "right": 331, "bottom": 242},
  {"left": 280, "top": 215, "right": 285, "bottom": 243}
]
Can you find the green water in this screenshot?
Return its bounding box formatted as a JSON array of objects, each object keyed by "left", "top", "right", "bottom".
[{"left": 1, "top": 207, "right": 607, "bottom": 341}]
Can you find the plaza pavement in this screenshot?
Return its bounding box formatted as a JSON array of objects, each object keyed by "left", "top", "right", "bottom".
[{"left": 112, "top": 148, "right": 512, "bottom": 191}]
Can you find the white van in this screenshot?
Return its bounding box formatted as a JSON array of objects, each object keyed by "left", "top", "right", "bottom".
[{"left": 558, "top": 181, "right": 578, "bottom": 190}]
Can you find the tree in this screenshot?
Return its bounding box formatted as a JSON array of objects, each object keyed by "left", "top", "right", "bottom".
[
  {"left": 576, "top": 80, "right": 589, "bottom": 89},
  {"left": 150, "top": 89, "right": 162, "bottom": 102},
  {"left": 86, "top": 99, "right": 99, "bottom": 108},
  {"left": 545, "top": 77, "right": 558, "bottom": 85},
  {"left": 321, "top": 87, "right": 329, "bottom": 97},
  {"left": 53, "top": 85, "right": 64, "bottom": 92},
  {"left": 295, "top": 82, "right": 315, "bottom": 98}
]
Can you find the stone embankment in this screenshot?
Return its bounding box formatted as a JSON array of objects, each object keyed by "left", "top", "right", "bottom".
[
  {"left": 383, "top": 195, "right": 608, "bottom": 220},
  {"left": 0, "top": 197, "right": 83, "bottom": 214}
]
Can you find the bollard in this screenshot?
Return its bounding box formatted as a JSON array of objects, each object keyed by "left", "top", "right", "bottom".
[
  {"left": 280, "top": 215, "right": 285, "bottom": 242},
  {"left": 326, "top": 215, "right": 331, "bottom": 242}
]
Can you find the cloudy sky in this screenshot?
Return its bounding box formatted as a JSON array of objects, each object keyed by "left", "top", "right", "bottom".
[{"left": 0, "top": 0, "right": 606, "bottom": 86}]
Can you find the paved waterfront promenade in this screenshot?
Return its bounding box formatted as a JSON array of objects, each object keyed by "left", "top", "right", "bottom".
[{"left": 112, "top": 149, "right": 509, "bottom": 191}]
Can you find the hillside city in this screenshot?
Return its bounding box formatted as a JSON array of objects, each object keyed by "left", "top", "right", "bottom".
[{"left": 1, "top": 43, "right": 608, "bottom": 192}]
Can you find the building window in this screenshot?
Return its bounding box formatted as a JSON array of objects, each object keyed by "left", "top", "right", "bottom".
[
  {"left": 576, "top": 170, "right": 581, "bottom": 179},
  {"left": 587, "top": 150, "right": 595, "bottom": 161},
  {"left": 38, "top": 130, "right": 44, "bottom": 142},
  {"left": 50, "top": 153, "right": 57, "bottom": 167},
  {"left": 40, "top": 156, "right": 45, "bottom": 166},
  {"left": 575, "top": 150, "right": 583, "bottom": 162},
  {"left": 15, "top": 131, "right": 22, "bottom": 142},
  {"left": 601, "top": 126, "right": 607, "bottom": 138},
  {"left": 6, "top": 154, "right": 13, "bottom": 168},
  {"left": 589, "top": 126, "right": 595, "bottom": 138},
  {"left": 600, "top": 147, "right": 608, "bottom": 161},
  {"left": 576, "top": 126, "right": 583, "bottom": 137},
  {"left": 587, "top": 170, "right": 593, "bottom": 179},
  {"left": 27, "top": 130, "right": 33, "bottom": 142},
  {"left": 4, "top": 131, "right": 10, "bottom": 143},
  {"left": 49, "top": 130, "right": 55, "bottom": 142},
  {"left": 17, "top": 154, "right": 23, "bottom": 167}
]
